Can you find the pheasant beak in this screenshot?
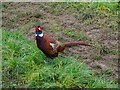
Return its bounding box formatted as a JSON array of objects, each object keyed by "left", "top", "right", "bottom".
[{"left": 40, "top": 26, "right": 43, "bottom": 30}]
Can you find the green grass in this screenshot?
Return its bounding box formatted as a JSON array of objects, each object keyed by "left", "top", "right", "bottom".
[
  {"left": 94, "top": 43, "right": 119, "bottom": 55},
  {"left": 45, "top": 2, "right": 118, "bottom": 17},
  {"left": 2, "top": 29, "right": 118, "bottom": 88},
  {"left": 63, "top": 28, "right": 92, "bottom": 42},
  {"left": 49, "top": 24, "right": 64, "bottom": 32}
]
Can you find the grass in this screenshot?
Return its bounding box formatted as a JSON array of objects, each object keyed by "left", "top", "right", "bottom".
[
  {"left": 63, "top": 28, "right": 92, "bottom": 42},
  {"left": 2, "top": 29, "right": 118, "bottom": 88},
  {"left": 45, "top": 2, "right": 118, "bottom": 17},
  {"left": 94, "top": 43, "right": 119, "bottom": 55},
  {"left": 49, "top": 24, "right": 64, "bottom": 32},
  {"left": 46, "top": 24, "right": 92, "bottom": 42}
]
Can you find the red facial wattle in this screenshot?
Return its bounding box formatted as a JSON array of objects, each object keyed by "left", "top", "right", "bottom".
[{"left": 36, "top": 26, "right": 39, "bottom": 32}]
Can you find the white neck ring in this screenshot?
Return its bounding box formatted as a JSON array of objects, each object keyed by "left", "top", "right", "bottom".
[{"left": 35, "top": 32, "right": 43, "bottom": 37}]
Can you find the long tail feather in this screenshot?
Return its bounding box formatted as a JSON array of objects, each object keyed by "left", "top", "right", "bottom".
[{"left": 64, "top": 41, "right": 91, "bottom": 47}]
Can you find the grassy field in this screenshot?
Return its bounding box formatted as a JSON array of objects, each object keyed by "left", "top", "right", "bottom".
[
  {"left": 2, "top": 2, "right": 119, "bottom": 88},
  {"left": 2, "top": 29, "right": 118, "bottom": 88}
]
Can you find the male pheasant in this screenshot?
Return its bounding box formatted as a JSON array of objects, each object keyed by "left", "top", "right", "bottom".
[{"left": 35, "top": 26, "right": 91, "bottom": 59}]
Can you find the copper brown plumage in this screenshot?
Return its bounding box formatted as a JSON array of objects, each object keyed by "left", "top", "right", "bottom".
[{"left": 35, "top": 26, "right": 91, "bottom": 59}]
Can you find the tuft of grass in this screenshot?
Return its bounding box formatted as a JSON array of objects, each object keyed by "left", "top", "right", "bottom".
[
  {"left": 110, "top": 49, "right": 119, "bottom": 55},
  {"left": 94, "top": 43, "right": 119, "bottom": 56},
  {"left": 1, "top": 3, "right": 8, "bottom": 9},
  {"left": 33, "top": 21, "right": 41, "bottom": 27},
  {"left": 63, "top": 28, "right": 92, "bottom": 42},
  {"left": 18, "top": 21, "right": 34, "bottom": 33},
  {"left": 2, "top": 29, "right": 118, "bottom": 88},
  {"left": 94, "top": 2, "right": 118, "bottom": 16},
  {"left": 94, "top": 44, "right": 110, "bottom": 55},
  {"left": 92, "top": 55, "right": 102, "bottom": 61},
  {"left": 49, "top": 24, "right": 64, "bottom": 32},
  {"left": 33, "top": 12, "right": 45, "bottom": 19}
]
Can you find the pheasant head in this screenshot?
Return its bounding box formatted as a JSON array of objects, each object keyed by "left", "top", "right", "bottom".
[{"left": 35, "top": 26, "right": 43, "bottom": 37}]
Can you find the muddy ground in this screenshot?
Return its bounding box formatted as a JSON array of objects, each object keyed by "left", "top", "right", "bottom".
[{"left": 2, "top": 2, "right": 118, "bottom": 81}]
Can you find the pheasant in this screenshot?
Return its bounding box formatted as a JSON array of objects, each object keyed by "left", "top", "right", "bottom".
[{"left": 35, "top": 26, "right": 91, "bottom": 59}]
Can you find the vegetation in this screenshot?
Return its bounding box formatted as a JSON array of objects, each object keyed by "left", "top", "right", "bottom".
[
  {"left": 2, "top": 2, "right": 119, "bottom": 89},
  {"left": 2, "top": 29, "right": 118, "bottom": 88}
]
